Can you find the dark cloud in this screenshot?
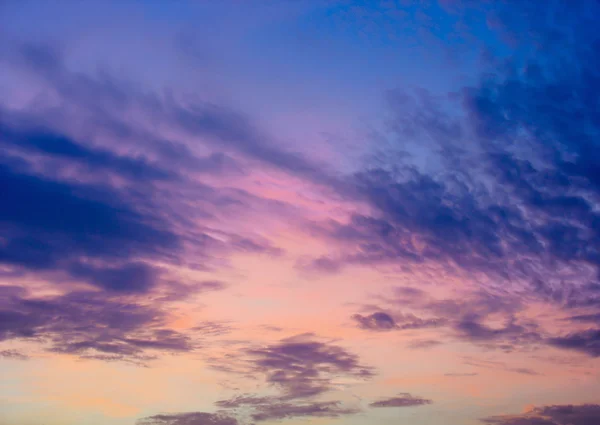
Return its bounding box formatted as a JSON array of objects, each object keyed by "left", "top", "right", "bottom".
[
  {"left": 4, "top": 40, "right": 343, "bottom": 192},
  {"left": 352, "top": 312, "right": 396, "bottom": 330},
  {"left": 243, "top": 334, "right": 374, "bottom": 399},
  {"left": 0, "top": 38, "right": 299, "bottom": 366},
  {"left": 0, "top": 115, "right": 176, "bottom": 181},
  {"left": 482, "top": 404, "right": 600, "bottom": 425},
  {"left": 68, "top": 262, "right": 160, "bottom": 293},
  {"left": 0, "top": 38, "right": 291, "bottom": 294},
  {"left": 0, "top": 286, "right": 194, "bottom": 362},
  {"left": 250, "top": 400, "right": 359, "bottom": 422},
  {"left": 369, "top": 393, "right": 432, "bottom": 408},
  {"left": 7, "top": 42, "right": 242, "bottom": 179},
  {"left": 455, "top": 315, "right": 541, "bottom": 347},
  {"left": 359, "top": 290, "right": 542, "bottom": 353},
  {"left": 298, "top": 1, "right": 600, "bottom": 354},
  {"left": 137, "top": 412, "right": 238, "bottom": 425},
  {"left": 0, "top": 159, "right": 177, "bottom": 259},
  {"left": 0, "top": 154, "right": 178, "bottom": 293},
  {"left": 565, "top": 313, "right": 600, "bottom": 324},
  {"left": 147, "top": 395, "right": 360, "bottom": 425},
  {"left": 216, "top": 395, "right": 359, "bottom": 422},
  {"left": 547, "top": 329, "right": 600, "bottom": 357},
  {"left": 352, "top": 311, "right": 444, "bottom": 332},
  {"left": 205, "top": 334, "right": 374, "bottom": 409},
  {"left": 424, "top": 294, "right": 543, "bottom": 353}
]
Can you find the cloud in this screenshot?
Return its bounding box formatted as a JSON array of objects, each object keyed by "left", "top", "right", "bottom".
[
  {"left": 296, "top": 1, "right": 600, "bottom": 357},
  {"left": 68, "top": 262, "right": 160, "bottom": 293},
  {"left": 203, "top": 333, "right": 374, "bottom": 424},
  {"left": 565, "top": 313, "right": 600, "bottom": 324},
  {"left": 0, "top": 114, "right": 177, "bottom": 181},
  {"left": 481, "top": 404, "right": 600, "bottom": 425},
  {"left": 547, "top": 329, "right": 600, "bottom": 357},
  {"left": 150, "top": 395, "right": 361, "bottom": 424},
  {"left": 352, "top": 311, "right": 444, "bottom": 332},
  {"left": 0, "top": 286, "right": 195, "bottom": 363},
  {"left": 4, "top": 40, "right": 342, "bottom": 191},
  {"left": 357, "top": 290, "right": 542, "bottom": 353},
  {"left": 0, "top": 37, "right": 304, "bottom": 365},
  {"left": 407, "top": 339, "right": 443, "bottom": 350},
  {"left": 0, "top": 349, "right": 29, "bottom": 360},
  {"left": 191, "top": 321, "right": 234, "bottom": 337},
  {"left": 369, "top": 393, "right": 432, "bottom": 408},
  {"left": 243, "top": 333, "right": 374, "bottom": 399},
  {"left": 0, "top": 151, "right": 179, "bottom": 293},
  {"left": 454, "top": 315, "right": 541, "bottom": 346},
  {"left": 216, "top": 395, "right": 359, "bottom": 422},
  {"left": 352, "top": 312, "right": 396, "bottom": 330},
  {"left": 249, "top": 400, "right": 359, "bottom": 422},
  {"left": 137, "top": 412, "right": 238, "bottom": 425}
]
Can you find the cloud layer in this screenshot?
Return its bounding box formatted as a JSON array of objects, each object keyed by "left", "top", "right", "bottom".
[{"left": 1, "top": 1, "right": 600, "bottom": 425}]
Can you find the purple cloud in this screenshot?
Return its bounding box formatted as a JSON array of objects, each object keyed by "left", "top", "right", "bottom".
[
  {"left": 547, "top": 329, "right": 600, "bottom": 358},
  {"left": 216, "top": 395, "right": 360, "bottom": 422},
  {"left": 0, "top": 114, "right": 177, "bottom": 181},
  {"left": 137, "top": 412, "right": 238, "bottom": 425},
  {"left": 482, "top": 404, "right": 600, "bottom": 425},
  {"left": 244, "top": 334, "right": 374, "bottom": 399},
  {"left": 293, "top": 1, "right": 600, "bottom": 356},
  {"left": 352, "top": 312, "right": 397, "bottom": 330},
  {"left": 407, "top": 339, "right": 443, "bottom": 350},
  {"left": 369, "top": 393, "right": 432, "bottom": 408},
  {"left": 249, "top": 400, "right": 359, "bottom": 422},
  {"left": 0, "top": 349, "right": 29, "bottom": 360},
  {"left": 356, "top": 290, "right": 542, "bottom": 353},
  {"left": 463, "top": 357, "right": 540, "bottom": 376},
  {"left": 0, "top": 286, "right": 195, "bottom": 363},
  {"left": 352, "top": 311, "right": 444, "bottom": 332}
]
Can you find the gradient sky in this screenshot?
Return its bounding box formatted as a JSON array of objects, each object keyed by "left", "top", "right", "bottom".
[{"left": 1, "top": 1, "right": 600, "bottom": 425}]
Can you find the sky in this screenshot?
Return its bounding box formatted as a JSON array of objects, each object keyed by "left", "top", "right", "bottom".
[{"left": 0, "top": 1, "right": 600, "bottom": 425}]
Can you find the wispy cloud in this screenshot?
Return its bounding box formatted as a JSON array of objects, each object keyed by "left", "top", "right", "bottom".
[{"left": 369, "top": 393, "right": 432, "bottom": 408}]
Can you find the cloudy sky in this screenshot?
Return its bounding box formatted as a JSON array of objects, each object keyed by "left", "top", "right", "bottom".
[{"left": 1, "top": 1, "right": 599, "bottom": 425}]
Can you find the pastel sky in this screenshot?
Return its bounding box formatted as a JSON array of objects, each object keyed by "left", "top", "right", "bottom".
[{"left": 1, "top": 1, "right": 600, "bottom": 425}]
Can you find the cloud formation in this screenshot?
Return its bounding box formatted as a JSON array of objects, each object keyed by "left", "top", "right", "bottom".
[
  {"left": 137, "top": 412, "right": 238, "bottom": 425},
  {"left": 242, "top": 334, "right": 374, "bottom": 399},
  {"left": 298, "top": 2, "right": 600, "bottom": 361},
  {"left": 547, "top": 330, "right": 600, "bottom": 358},
  {"left": 352, "top": 311, "right": 444, "bottom": 331},
  {"left": 482, "top": 404, "right": 600, "bottom": 425},
  {"left": 1, "top": 1, "right": 600, "bottom": 425},
  {"left": 369, "top": 393, "right": 433, "bottom": 408},
  {"left": 0, "top": 285, "right": 195, "bottom": 363}
]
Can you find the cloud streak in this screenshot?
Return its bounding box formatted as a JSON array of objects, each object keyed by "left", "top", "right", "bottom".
[
  {"left": 482, "top": 404, "right": 600, "bottom": 425},
  {"left": 369, "top": 393, "right": 432, "bottom": 408}
]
